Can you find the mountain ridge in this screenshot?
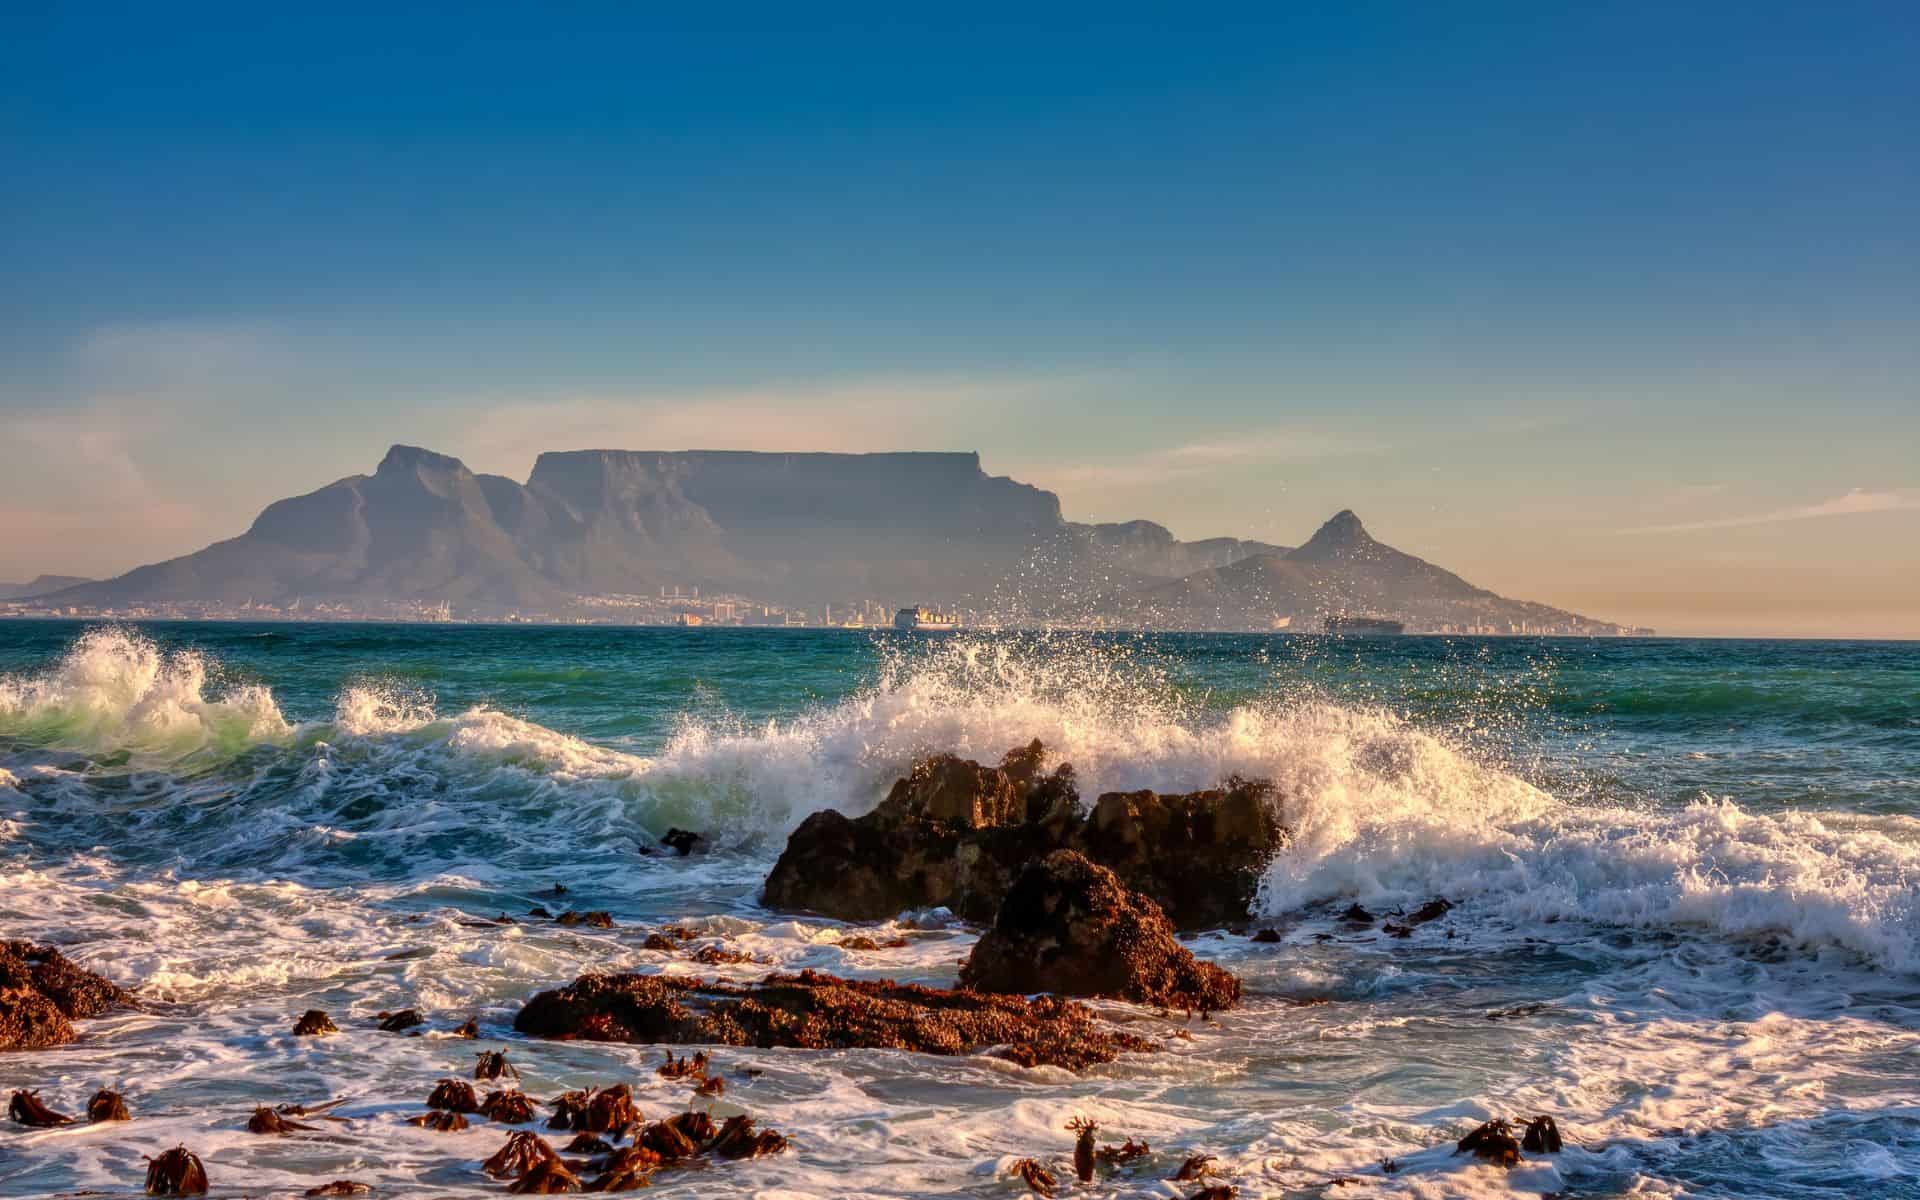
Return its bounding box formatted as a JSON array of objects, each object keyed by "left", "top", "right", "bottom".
[{"left": 27, "top": 445, "right": 1631, "bottom": 634}]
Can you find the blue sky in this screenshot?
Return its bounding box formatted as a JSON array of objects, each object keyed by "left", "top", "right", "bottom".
[{"left": 3, "top": 4, "right": 1917, "bottom": 634}]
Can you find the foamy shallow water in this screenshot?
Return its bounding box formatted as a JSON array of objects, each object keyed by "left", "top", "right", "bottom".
[{"left": 2, "top": 623, "right": 1917, "bottom": 1198}]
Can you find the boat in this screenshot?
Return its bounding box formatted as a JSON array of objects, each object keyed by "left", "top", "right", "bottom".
[
  {"left": 893, "top": 605, "right": 959, "bottom": 632},
  {"left": 1324, "top": 615, "right": 1405, "bottom": 636}
]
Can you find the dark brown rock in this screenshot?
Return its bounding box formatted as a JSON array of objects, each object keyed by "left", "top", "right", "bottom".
[
  {"left": 514, "top": 968, "right": 1157, "bottom": 1071},
  {"left": 960, "top": 851, "right": 1241, "bottom": 1011},
  {"left": 762, "top": 743, "right": 1283, "bottom": 929},
  {"left": 661, "top": 828, "right": 705, "bottom": 855},
  {"left": 0, "top": 941, "right": 132, "bottom": 1051}
]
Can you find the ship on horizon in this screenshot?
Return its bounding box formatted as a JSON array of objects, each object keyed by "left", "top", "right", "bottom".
[{"left": 893, "top": 605, "right": 959, "bottom": 632}]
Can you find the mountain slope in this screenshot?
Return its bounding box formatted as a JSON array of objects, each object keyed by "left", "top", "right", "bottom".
[{"left": 1117, "top": 511, "right": 1621, "bottom": 633}]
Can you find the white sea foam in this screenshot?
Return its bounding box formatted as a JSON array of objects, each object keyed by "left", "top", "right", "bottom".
[{"left": 0, "top": 626, "right": 290, "bottom": 760}]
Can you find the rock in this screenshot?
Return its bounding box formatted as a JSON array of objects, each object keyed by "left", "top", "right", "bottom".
[
  {"left": 1249, "top": 928, "right": 1281, "bottom": 943},
  {"left": 452, "top": 1017, "right": 480, "bottom": 1038},
  {"left": 144, "top": 1145, "right": 209, "bottom": 1195},
  {"left": 1340, "top": 903, "right": 1375, "bottom": 923},
  {"left": 661, "top": 828, "right": 705, "bottom": 856},
  {"left": 514, "top": 968, "right": 1157, "bottom": 1071},
  {"left": 959, "top": 852, "right": 1240, "bottom": 1011},
  {"left": 0, "top": 941, "right": 133, "bottom": 1051},
  {"left": 762, "top": 743, "right": 1283, "bottom": 929},
  {"left": 291, "top": 1009, "right": 337, "bottom": 1036},
  {"left": 1406, "top": 898, "right": 1452, "bottom": 926},
  {"left": 87, "top": 1088, "right": 130, "bottom": 1122},
  {"left": 304, "top": 1183, "right": 372, "bottom": 1197}
]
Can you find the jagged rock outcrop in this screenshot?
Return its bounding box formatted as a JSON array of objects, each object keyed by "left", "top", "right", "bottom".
[
  {"left": 0, "top": 941, "right": 133, "bottom": 1051},
  {"left": 762, "top": 742, "right": 1285, "bottom": 929},
  {"left": 513, "top": 968, "right": 1156, "bottom": 1071},
  {"left": 960, "top": 851, "right": 1241, "bottom": 1010}
]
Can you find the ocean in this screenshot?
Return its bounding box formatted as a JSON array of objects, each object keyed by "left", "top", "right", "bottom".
[{"left": 1, "top": 620, "right": 1916, "bottom": 1198}]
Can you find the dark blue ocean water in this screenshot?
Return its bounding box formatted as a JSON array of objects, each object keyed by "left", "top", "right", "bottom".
[{"left": 2, "top": 621, "right": 1916, "bottom": 1198}]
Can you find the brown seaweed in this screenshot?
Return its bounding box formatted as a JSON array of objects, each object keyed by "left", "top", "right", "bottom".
[
  {"left": 303, "top": 1184, "right": 371, "bottom": 1197},
  {"left": 247, "top": 1104, "right": 316, "bottom": 1134},
  {"left": 1173, "top": 1154, "right": 1217, "bottom": 1181},
  {"left": 481, "top": 1089, "right": 539, "bottom": 1124},
  {"left": 1067, "top": 1116, "right": 1097, "bottom": 1182},
  {"left": 656, "top": 1050, "right": 708, "bottom": 1080},
  {"left": 1456, "top": 1119, "right": 1522, "bottom": 1166},
  {"left": 292, "top": 1009, "right": 338, "bottom": 1036},
  {"left": 86, "top": 1088, "right": 130, "bottom": 1122},
  {"left": 143, "top": 1145, "right": 210, "bottom": 1195},
  {"left": 707, "top": 1113, "right": 788, "bottom": 1160},
  {"left": 8, "top": 1088, "right": 74, "bottom": 1127},
  {"left": 377, "top": 1008, "right": 424, "bottom": 1032},
  {"left": 1098, "top": 1137, "right": 1151, "bottom": 1163},
  {"left": 1008, "top": 1157, "right": 1056, "bottom": 1196},
  {"left": 428, "top": 1078, "right": 482, "bottom": 1113},
  {"left": 507, "top": 1156, "right": 583, "bottom": 1193},
  {"left": 409, "top": 1109, "right": 470, "bottom": 1131},
  {"left": 475, "top": 1048, "right": 520, "bottom": 1081},
  {"left": 576, "top": 1084, "right": 638, "bottom": 1134},
  {"left": 483, "top": 1129, "right": 560, "bottom": 1178}
]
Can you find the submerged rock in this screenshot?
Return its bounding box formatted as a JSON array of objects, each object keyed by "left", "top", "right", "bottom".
[
  {"left": 960, "top": 852, "right": 1241, "bottom": 1010},
  {"left": 762, "top": 742, "right": 1283, "bottom": 929},
  {"left": 514, "top": 968, "right": 1157, "bottom": 1071},
  {"left": 0, "top": 941, "right": 133, "bottom": 1051}
]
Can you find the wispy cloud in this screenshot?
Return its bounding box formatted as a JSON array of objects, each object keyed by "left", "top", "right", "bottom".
[
  {"left": 1034, "top": 429, "right": 1384, "bottom": 488},
  {"left": 1621, "top": 487, "right": 1920, "bottom": 534}
]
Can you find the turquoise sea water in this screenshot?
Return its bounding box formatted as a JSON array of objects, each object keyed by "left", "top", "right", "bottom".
[{"left": 2, "top": 620, "right": 1916, "bottom": 1198}]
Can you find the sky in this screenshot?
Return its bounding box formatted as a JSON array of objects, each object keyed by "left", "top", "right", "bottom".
[{"left": 2, "top": 4, "right": 1916, "bottom": 637}]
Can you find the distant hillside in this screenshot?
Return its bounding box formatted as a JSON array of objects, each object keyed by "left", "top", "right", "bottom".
[
  {"left": 37, "top": 445, "right": 1629, "bottom": 633},
  {"left": 0, "top": 575, "right": 93, "bottom": 601},
  {"left": 1106, "top": 510, "right": 1623, "bottom": 633}
]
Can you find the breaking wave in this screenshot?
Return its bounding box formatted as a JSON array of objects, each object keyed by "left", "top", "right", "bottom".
[{"left": 3, "top": 627, "right": 1915, "bottom": 971}]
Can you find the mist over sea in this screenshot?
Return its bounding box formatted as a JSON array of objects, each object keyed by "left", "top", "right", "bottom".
[{"left": 2, "top": 620, "right": 1916, "bottom": 1198}]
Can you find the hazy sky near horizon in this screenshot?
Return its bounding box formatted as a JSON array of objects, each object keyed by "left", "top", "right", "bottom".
[{"left": 3, "top": 5, "right": 1917, "bottom": 636}]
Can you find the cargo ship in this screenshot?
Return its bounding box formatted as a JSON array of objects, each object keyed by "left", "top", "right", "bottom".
[
  {"left": 893, "top": 605, "right": 959, "bottom": 632},
  {"left": 1324, "top": 615, "right": 1406, "bottom": 636}
]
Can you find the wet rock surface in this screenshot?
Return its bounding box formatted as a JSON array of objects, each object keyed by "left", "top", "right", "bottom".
[
  {"left": 762, "top": 742, "right": 1284, "bottom": 929},
  {"left": 514, "top": 967, "right": 1158, "bottom": 1070},
  {"left": 961, "top": 851, "right": 1241, "bottom": 1010},
  {"left": 0, "top": 940, "right": 133, "bottom": 1051}
]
